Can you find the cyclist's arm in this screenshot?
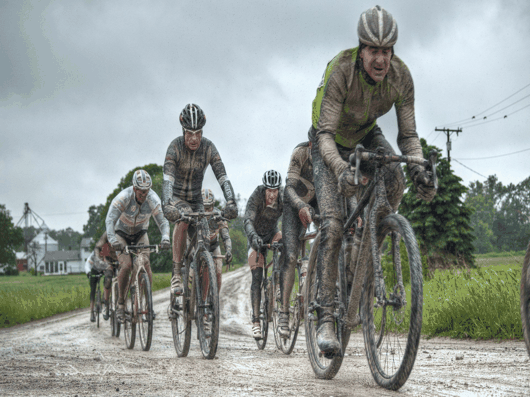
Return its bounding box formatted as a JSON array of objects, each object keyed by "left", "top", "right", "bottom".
[
  {"left": 149, "top": 192, "right": 171, "bottom": 241},
  {"left": 209, "top": 142, "right": 237, "bottom": 208},
  {"left": 94, "top": 231, "right": 107, "bottom": 257},
  {"left": 219, "top": 222, "right": 232, "bottom": 252},
  {"left": 312, "top": 59, "right": 350, "bottom": 178},
  {"left": 285, "top": 146, "right": 313, "bottom": 212},
  {"left": 243, "top": 187, "right": 261, "bottom": 239},
  {"left": 105, "top": 191, "right": 128, "bottom": 246},
  {"left": 162, "top": 139, "right": 179, "bottom": 207},
  {"left": 394, "top": 65, "right": 423, "bottom": 175},
  {"left": 85, "top": 252, "right": 94, "bottom": 274}
]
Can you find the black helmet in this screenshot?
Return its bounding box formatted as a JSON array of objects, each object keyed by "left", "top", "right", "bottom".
[
  {"left": 358, "top": 5, "right": 398, "bottom": 48},
  {"left": 180, "top": 103, "right": 206, "bottom": 131},
  {"left": 262, "top": 170, "right": 282, "bottom": 189}
]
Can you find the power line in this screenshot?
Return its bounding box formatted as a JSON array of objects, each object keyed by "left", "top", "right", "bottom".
[
  {"left": 455, "top": 147, "right": 530, "bottom": 160},
  {"left": 440, "top": 82, "right": 530, "bottom": 127},
  {"left": 452, "top": 159, "right": 487, "bottom": 178}
]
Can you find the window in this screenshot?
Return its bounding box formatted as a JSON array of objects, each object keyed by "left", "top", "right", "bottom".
[
  {"left": 64, "top": 263, "right": 67, "bottom": 273},
  {"left": 59, "top": 263, "right": 63, "bottom": 272}
]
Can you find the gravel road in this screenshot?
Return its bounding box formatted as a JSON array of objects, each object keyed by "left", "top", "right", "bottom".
[{"left": 1, "top": 266, "right": 528, "bottom": 396}]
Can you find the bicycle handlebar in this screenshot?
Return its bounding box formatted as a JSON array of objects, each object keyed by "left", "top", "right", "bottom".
[
  {"left": 349, "top": 144, "right": 438, "bottom": 190},
  {"left": 124, "top": 244, "right": 160, "bottom": 254},
  {"left": 175, "top": 211, "right": 228, "bottom": 224}
]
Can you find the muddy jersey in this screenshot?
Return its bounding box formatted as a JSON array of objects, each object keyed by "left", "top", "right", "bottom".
[
  {"left": 163, "top": 136, "right": 230, "bottom": 206},
  {"left": 244, "top": 185, "right": 284, "bottom": 239},
  {"left": 285, "top": 141, "right": 315, "bottom": 212},
  {"left": 311, "top": 47, "right": 422, "bottom": 160},
  {"left": 84, "top": 251, "right": 107, "bottom": 273},
  {"left": 207, "top": 208, "right": 231, "bottom": 252},
  {"left": 105, "top": 187, "right": 170, "bottom": 246}
]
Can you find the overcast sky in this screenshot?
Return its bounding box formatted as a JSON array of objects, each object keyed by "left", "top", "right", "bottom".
[{"left": 2, "top": 0, "right": 529, "bottom": 233}]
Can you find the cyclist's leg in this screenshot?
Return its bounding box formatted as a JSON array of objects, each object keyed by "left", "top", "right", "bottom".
[
  {"left": 136, "top": 234, "right": 152, "bottom": 285},
  {"left": 171, "top": 201, "right": 192, "bottom": 295},
  {"left": 116, "top": 234, "right": 132, "bottom": 307},
  {"left": 280, "top": 201, "right": 303, "bottom": 311},
  {"left": 89, "top": 270, "right": 98, "bottom": 322},
  {"left": 103, "top": 266, "right": 113, "bottom": 320},
  {"left": 312, "top": 137, "right": 346, "bottom": 353},
  {"left": 249, "top": 244, "right": 265, "bottom": 331}
]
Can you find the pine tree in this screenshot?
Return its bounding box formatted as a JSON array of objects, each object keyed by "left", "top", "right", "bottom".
[{"left": 400, "top": 139, "right": 475, "bottom": 268}]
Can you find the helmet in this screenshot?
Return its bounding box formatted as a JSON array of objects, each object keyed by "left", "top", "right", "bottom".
[
  {"left": 180, "top": 103, "right": 206, "bottom": 131},
  {"left": 357, "top": 5, "right": 398, "bottom": 48},
  {"left": 132, "top": 169, "right": 152, "bottom": 191},
  {"left": 262, "top": 170, "right": 282, "bottom": 189},
  {"left": 202, "top": 188, "right": 215, "bottom": 207}
]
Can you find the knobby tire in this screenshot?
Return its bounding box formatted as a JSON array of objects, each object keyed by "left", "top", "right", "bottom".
[{"left": 138, "top": 272, "right": 153, "bottom": 351}]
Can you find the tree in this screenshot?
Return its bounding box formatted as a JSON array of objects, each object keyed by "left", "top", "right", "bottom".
[
  {"left": 0, "top": 205, "right": 24, "bottom": 268},
  {"left": 83, "top": 204, "right": 104, "bottom": 238},
  {"left": 49, "top": 228, "right": 83, "bottom": 251},
  {"left": 400, "top": 139, "right": 475, "bottom": 268}
]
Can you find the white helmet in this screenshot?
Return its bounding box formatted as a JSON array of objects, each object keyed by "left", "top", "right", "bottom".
[
  {"left": 202, "top": 188, "right": 215, "bottom": 207},
  {"left": 357, "top": 5, "right": 398, "bottom": 48},
  {"left": 132, "top": 169, "right": 152, "bottom": 191},
  {"left": 262, "top": 170, "right": 282, "bottom": 189}
]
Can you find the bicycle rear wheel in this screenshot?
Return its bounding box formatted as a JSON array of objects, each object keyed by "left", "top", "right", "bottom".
[
  {"left": 520, "top": 241, "right": 530, "bottom": 358},
  {"left": 171, "top": 265, "right": 192, "bottom": 357},
  {"left": 255, "top": 277, "right": 269, "bottom": 350},
  {"left": 195, "top": 251, "right": 219, "bottom": 359},
  {"left": 361, "top": 213, "right": 422, "bottom": 390},
  {"left": 96, "top": 284, "right": 101, "bottom": 328},
  {"left": 304, "top": 233, "right": 348, "bottom": 379},
  {"left": 279, "top": 265, "right": 301, "bottom": 355},
  {"left": 138, "top": 273, "right": 153, "bottom": 351},
  {"left": 124, "top": 285, "right": 136, "bottom": 349},
  {"left": 111, "top": 281, "right": 120, "bottom": 338}
]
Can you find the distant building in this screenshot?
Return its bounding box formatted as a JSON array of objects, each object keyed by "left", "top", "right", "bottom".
[
  {"left": 27, "top": 225, "right": 58, "bottom": 273},
  {"left": 16, "top": 252, "right": 27, "bottom": 272},
  {"left": 42, "top": 237, "right": 94, "bottom": 276}
]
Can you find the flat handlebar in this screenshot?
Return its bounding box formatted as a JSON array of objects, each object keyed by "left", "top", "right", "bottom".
[{"left": 124, "top": 244, "right": 159, "bottom": 254}]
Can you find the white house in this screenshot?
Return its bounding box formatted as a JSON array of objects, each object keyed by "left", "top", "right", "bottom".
[
  {"left": 41, "top": 237, "right": 93, "bottom": 276},
  {"left": 27, "top": 225, "right": 58, "bottom": 273}
]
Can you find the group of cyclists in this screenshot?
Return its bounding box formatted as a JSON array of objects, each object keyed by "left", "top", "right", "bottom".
[{"left": 85, "top": 3, "right": 436, "bottom": 371}]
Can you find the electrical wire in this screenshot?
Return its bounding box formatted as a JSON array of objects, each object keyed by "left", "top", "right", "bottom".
[
  {"left": 452, "top": 159, "right": 487, "bottom": 178},
  {"left": 455, "top": 147, "right": 530, "bottom": 161}
]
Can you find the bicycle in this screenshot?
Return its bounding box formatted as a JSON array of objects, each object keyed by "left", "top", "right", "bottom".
[
  {"left": 168, "top": 211, "right": 221, "bottom": 359},
  {"left": 276, "top": 227, "right": 317, "bottom": 355},
  {"left": 304, "top": 144, "right": 437, "bottom": 389},
  {"left": 122, "top": 244, "right": 160, "bottom": 351},
  {"left": 107, "top": 259, "right": 121, "bottom": 338},
  {"left": 254, "top": 241, "right": 282, "bottom": 350},
  {"left": 520, "top": 241, "right": 530, "bottom": 358}
]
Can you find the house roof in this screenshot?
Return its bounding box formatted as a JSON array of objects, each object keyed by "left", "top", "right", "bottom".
[
  {"left": 80, "top": 237, "right": 93, "bottom": 248},
  {"left": 31, "top": 230, "right": 58, "bottom": 245},
  {"left": 43, "top": 250, "right": 81, "bottom": 261}
]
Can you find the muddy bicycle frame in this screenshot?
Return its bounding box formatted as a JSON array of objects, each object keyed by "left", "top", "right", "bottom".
[{"left": 339, "top": 144, "right": 437, "bottom": 333}]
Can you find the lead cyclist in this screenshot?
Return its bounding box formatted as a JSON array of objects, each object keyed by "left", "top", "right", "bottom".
[{"left": 309, "top": 5, "right": 436, "bottom": 354}]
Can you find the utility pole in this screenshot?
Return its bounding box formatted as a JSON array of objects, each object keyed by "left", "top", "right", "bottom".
[{"left": 434, "top": 127, "right": 462, "bottom": 163}]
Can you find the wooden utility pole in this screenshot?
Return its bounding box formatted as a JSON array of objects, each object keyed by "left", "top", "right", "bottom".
[{"left": 435, "top": 127, "right": 462, "bottom": 163}]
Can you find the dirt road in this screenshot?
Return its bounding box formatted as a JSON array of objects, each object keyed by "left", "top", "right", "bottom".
[{"left": 1, "top": 266, "right": 529, "bottom": 396}]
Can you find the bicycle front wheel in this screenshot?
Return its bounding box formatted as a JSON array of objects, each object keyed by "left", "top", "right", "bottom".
[
  {"left": 171, "top": 265, "right": 192, "bottom": 357},
  {"left": 138, "top": 273, "right": 154, "bottom": 351},
  {"left": 124, "top": 285, "right": 136, "bottom": 350},
  {"left": 361, "top": 213, "right": 423, "bottom": 390},
  {"left": 195, "top": 251, "right": 219, "bottom": 359},
  {"left": 520, "top": 241, "right": 530, "bottom": 358},
  {"left": 255, "top": 277, "right": 269, "bottom": 350},
  {"left": 272, "top": 266, "right": 283, "bottom": 351},
  {"left": 304, "top": 232, "right": 348, "bottom": 379},
  {"left": 96, "top": 285, "right": 101, "bottom": 329},
  {"left": 111, "top": 281, "right": 120, "bottom": 338}
]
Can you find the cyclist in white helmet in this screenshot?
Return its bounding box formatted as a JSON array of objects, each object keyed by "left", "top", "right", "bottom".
[
  {"left": 202, "top": 188, "right": 232, "bottom": 292},
  {"left": 106, "top": 169, "right": 171, "bottom": 322},
  {"left": 244, "top": 170, "right": 283, "bottom": 339},
  {"left": 309, "top": 5, "right": 436, "bottom": 353}
]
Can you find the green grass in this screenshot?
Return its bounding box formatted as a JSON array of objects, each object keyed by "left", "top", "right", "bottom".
[{"left": 0, "top": 272, "right": 171, "bottom": 328}]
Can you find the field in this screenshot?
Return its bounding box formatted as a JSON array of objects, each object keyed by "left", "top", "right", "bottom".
[{"left": 0, "top": 272, "right": 171, "bottom": 328}]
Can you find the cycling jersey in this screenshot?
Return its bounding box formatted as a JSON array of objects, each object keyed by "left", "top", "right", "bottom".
[
  {"left": 311, "top": 47, "right": 422, "bottom": 163},
  {"left": 105, "top": 186, "right": 170, "bottom": 246},
  {"left": 85, "top": 251, "right": 107, "bottom": 273},
  {"left": 162, "top": 136, "right": 235, "bottom": 206},
  {"left": 244, "top": 185, "right": 284, "bottom": 240}
]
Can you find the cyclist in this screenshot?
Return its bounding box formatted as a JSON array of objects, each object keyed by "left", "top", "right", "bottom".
[
  {"left": 106, "top": 169, "right": 171, "bottom": 322},
  {"left": 84, "top": 246, "right": 108, "bottom": 323},
  {"left": 93, "top": 231, "right": 118, "bottom": 321},
  {"left": 277, "top": 141, "right": 317, "bottom": 338},
  {"left": 162, "top": 103, "right": 238, "bottom": 300},
  {"left": 244, "top": 170, "right": 283, "bottom": 339},
  {"left": 309, "top": 5, "right": 436, "bottom": 353},
  {"left": 203, "top": 188, "right": 232, "bottom": 293}
]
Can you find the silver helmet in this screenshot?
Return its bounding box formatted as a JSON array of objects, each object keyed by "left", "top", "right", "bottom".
[
  {"left": 132, "top": 169, "right": 152, "bottom": 191},
  {"left": 262, "top": 170, "right": 282, "bottom": 189},
  {"left": 357, "top": 5, "right": 398, "bottom": 48},
  {"left": 202, "top": 188, "right": 215, "bottom": 207}
]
